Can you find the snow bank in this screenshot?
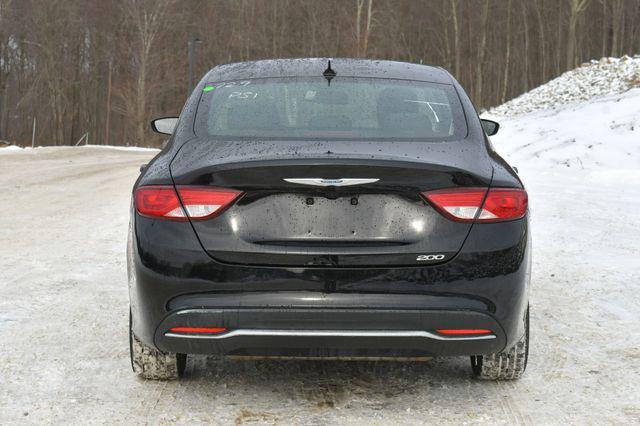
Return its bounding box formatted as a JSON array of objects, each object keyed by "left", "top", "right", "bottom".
[
  {"left": 487, "top": 88, "right": 640, "bottom": 172},
  {"left": 0, "top": 145, "right": 25, "bottom": 153},
  {"left": 82, "top": 144, "right": 159, "bottom": 153},
  {"left": 490, "top": 55, "right": 640, "bottom": 117},
  {"left": 0, "top": 144, "right": 160, "bottom": 154}
]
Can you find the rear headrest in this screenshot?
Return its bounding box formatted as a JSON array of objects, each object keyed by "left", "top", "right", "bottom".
[{"left": 227, "top": 99, "right": 280, "bottom": 130}]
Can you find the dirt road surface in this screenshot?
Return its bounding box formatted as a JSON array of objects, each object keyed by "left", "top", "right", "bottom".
[{"left": 1, "top": 147, "right": 639, "bottom": 424}]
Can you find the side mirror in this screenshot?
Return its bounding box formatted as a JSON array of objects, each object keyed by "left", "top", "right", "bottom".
[
  {"left": 480, "top": 119, "right": 500, "bottom": 136},
  {"left": 151, "top": 117, "right": 178, "bottom": 135}
]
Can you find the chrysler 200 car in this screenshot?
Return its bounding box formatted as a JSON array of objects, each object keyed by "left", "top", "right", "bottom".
[{"left": 128, "top": 58, "right": 530, "bottom": 380}]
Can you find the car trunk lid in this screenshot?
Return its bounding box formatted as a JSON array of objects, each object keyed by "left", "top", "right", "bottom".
[{"left": 170, "top": 138, "right": 493, "bottom": 267}]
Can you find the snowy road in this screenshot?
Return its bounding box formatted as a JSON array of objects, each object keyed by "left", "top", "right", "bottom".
[{"left": 0, "top": 141, "right": 639, "bottom": 424}]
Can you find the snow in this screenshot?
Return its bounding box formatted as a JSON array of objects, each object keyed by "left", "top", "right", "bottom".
[
  {"left": 82, "top": 144, "right": 160, "bottom": 153},
  {"left": 0, "top": 144, "right": 160, "bottom": 154},
  {"left": 490, "top": 55, "right": 640, "bottom": 117},
  {"left": 485, "top": 87, "right": 640, "bottom": 172},
  {"left": 1, "top": 67, "right": 639, "bottom": 423},
  {"left": 0, "top": 145, "right": 27, "bottom": 153}
]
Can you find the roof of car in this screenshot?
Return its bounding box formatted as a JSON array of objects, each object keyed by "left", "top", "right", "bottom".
[{"left": 204, "top": 58, "right": 453, "bottom": 84}]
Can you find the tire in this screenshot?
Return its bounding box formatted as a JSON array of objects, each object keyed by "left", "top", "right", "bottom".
[
  {"left": 129, "top": 310, "right": 186, "bottom": 380},
  {"left": 470, "top": 306, "right": 529, "bottom": 380}
]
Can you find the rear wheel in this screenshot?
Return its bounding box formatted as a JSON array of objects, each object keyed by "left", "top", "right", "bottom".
[
  {"left": 129, "top": 310, "right": 186, "bottom": 380},
  {"left": 470, "top": 306, "right": 529, "bottom": 380}
]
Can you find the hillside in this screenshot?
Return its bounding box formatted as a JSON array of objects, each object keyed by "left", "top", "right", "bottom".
[{"left": 490, "top": 55, "right": 640, "bottom": 117}]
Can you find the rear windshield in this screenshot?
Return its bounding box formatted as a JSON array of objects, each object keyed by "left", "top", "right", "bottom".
[{"left": 194, "top": 77, "right": 467, "bottom": 141}]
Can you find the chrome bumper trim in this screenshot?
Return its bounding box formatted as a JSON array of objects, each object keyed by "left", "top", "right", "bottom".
[{"left": 164, "top": 329, "right": 496, "bottom": 341}]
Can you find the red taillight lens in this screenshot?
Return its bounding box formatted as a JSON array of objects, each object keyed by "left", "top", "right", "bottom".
[
  {"left": 436, "top": 329, "right": 492, "bottom": 335},
  {"left": 422, "top": 187, "right": 527, "bottom": 222},
  {"left": 169, "top": 327, "right": 227, "bottom": 334},
  {"left": 480, "top": 189, "right": 528, "bottom": 221},
  {"left": 135, "top": 186, "right": 184, "bottom": 219},
  {"left": 135, "top": 186, "right": 242, "bottom": 220}
]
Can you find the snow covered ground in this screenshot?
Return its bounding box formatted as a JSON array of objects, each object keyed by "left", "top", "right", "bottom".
[
  {"left": 1, "top": 84, "right": 639, "bottom": 423},
  {"left": 0, "top": 144, "right": 160, "bottom": 154}
]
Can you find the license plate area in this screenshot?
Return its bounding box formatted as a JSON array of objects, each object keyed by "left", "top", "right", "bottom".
[{"left": 238, "top": 193, "right": 425, "bottom": 243}]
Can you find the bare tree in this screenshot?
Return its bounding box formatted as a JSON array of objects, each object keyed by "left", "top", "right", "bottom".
[
  {"left": 502, "top": 0, "right": 513, "bottom": 103},
  {"left": 610, "top": 0, "right": 624, "bottom": 56},
  {"left": 566, "top": 0, "right": 591, "bottom": 69},
  {"left": 474, "top": 0, "right": 490, "bottom": 103},
  {"left": 534, "top": 0, "right": 548, "bottom": 81},
  {"left": 449, "top": 0, "right": 461, "bottom": 78},
  {"left": 355, "top": 0, "right": 374, "bottom": 57},
  {"left": 121, "top": 0, "right": 171, "bottom": 146}
]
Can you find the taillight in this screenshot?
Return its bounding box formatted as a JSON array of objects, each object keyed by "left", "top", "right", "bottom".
[
  {"left": 135, "top": 185, "right": 242, "bottom": 220},
  {"left": 134, "top": 186, "right": 183, "bottom": 219},
  {"left": 422, "top": 187, "right": 527, "bottom": 222},
  {"left": 176, "top": 186, "right": 243, "bottom": 219}
]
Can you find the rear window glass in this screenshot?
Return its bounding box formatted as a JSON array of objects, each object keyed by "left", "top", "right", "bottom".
[{"left": 195, "top": 77, "right": 467, "bottom": 141}]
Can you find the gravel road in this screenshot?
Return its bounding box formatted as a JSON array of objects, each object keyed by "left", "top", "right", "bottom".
[{"left": 1, "top": 146, "right": 639, "bottom": 424}]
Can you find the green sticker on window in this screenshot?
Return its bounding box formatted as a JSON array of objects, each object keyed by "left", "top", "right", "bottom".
[{"left": 203, "top": 86, "right": 216, "bottom": 92}]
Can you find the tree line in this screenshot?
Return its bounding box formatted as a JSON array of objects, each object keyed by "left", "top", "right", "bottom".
[{"left": 1, "top": 0, "right": 638, "bottom": 147}]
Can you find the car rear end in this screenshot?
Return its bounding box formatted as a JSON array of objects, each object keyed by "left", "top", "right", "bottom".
[{"left": 128, "top": 59, "right": 530, "bottom": 378}]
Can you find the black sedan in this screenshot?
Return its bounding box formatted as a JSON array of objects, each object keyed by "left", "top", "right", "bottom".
[{"left": 128, "top": 58, "right": 530, "bottom": 380}]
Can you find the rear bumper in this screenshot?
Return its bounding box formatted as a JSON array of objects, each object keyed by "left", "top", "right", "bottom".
[
  {"left": 155, "top": 296, "right": 506, "bottom": 357},
  {"left": 129, "top": 214, "right": 530, "bottom": 357}
]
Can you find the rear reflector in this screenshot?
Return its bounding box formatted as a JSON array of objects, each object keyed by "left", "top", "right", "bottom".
[
  {"left": 422, "top": 187, "right": 527, "bottom": 222},
  {"left": 436, "top": 329, "right": 492, "bottom": 335},
  {"left": 168, "top": 327, "right": 227, "bottom": 334},
  {"left": 135, "top": 185, "right": 242, "bottom": 220}
]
